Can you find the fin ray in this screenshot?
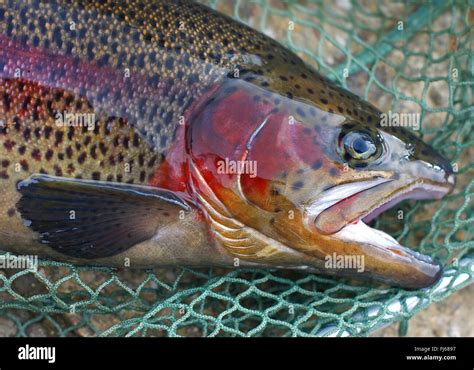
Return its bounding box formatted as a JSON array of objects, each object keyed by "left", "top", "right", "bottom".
[{"left": 17, "top": 174, "right": 190, "bottom": 259}]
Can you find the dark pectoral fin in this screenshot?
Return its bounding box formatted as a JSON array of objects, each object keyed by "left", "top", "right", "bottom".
[{"left": 16, "top": 174, "right": 191, "bottom": 259}]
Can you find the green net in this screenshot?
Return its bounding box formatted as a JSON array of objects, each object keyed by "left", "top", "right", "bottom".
[{"left": 0, "top": 0, "right": 472, "bottom": 337}]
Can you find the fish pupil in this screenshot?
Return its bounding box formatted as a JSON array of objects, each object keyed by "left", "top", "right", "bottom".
[
  {"left": 344, "top": 132, "right": 376, "bottom": 160},
  {"left": 353, "top": 136, "right": 369, "bottom": 154}
]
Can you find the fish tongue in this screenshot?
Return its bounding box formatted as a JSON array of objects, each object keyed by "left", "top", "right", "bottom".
[{"left": 311, "top": 178, "right": 394, "bottom": 235}]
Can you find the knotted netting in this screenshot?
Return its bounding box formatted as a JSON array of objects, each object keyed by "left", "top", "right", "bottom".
[{"left": 0, "top": 0, "right": 472, "bottom": 337}]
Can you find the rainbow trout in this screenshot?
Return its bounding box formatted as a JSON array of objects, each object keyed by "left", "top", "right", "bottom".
[{"left": 0, "top": 0, "right": 455, "bottom": 288}]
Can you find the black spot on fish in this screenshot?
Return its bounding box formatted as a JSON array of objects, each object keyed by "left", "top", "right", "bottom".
[
  {"left": 164, "top": 111, "right": 173, "bottom": 126},
  {"left": 97, "top": 54, "right": 109, "bottom": 67},
  {"left": 292, "top": 181, "right": 304, "bottom": 191},
  {"left": 90, "top": 145, "right": 97, "bottom": 159},
  {"left": 78, "top": 152, "right": 87, "bottom": 164},
  {"left": 188, "top": 73, "right": 199, "bottom": 84},
  {"left": 31, "top": 149, "right": 41, "bottom": 161},
  {"left": 52, "top": 26, "right": 62, "bottom": 48},
  {"left": 148, "top": 155, "right": 157, "bottom": 168},
  {"left": 44, "top": 126, "right": 52, "bottom": 139},
  {"left": 311, "top": 160, "right": 322, "bottom": 170},
  {"left": 123, "top": 137, "right": 129, "bottom": 149},
  {"left": 20, "top": 160, "right": 29, "bottom": 171},
  {"left": 160, "top": 136, "right": 167, "bottom": 147},
  {"left": 86, "top": 41, "right": 95, "bottom": 60},
  {"left": 32, "top": 35, "right": 40, "bottom": 48},
  {"left": 23, "top": 128, "right": 31, "bottom": 141},
  {"left": 99, "top": 142, "right": 107, "bottom": 155},
  {"left": 55, "top": 131, "right": 64, "bottom": 145},
  {"left": 65, "top": 146, "right": 73, "bottom": 159},
  {"left": 54, "top": 165, "right": 63, "bottom": 177},
  {"left": 138, "top": 154, "right": 145, "bottom": 166},
  {"left": 296, "top": 107, "right": 306, "bottom": 117},
  {"left": 165, "top": 56, "right": 174, "bottom": 69}
]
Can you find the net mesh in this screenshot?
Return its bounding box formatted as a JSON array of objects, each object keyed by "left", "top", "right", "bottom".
[{"left": 0, "top": 0, "right": 472, "bottom": 337}]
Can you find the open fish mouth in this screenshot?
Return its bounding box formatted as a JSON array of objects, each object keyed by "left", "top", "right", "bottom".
[{"left": 307, "top": 176, "right": 454, "bottom": 269}]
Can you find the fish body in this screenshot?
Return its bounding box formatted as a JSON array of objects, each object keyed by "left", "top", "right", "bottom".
[{"left": 0, "top": 0, "right": 455, "bottom": 288}]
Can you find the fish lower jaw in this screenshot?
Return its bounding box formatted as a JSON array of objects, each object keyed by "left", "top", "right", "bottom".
[
  {"left": 331, "top": 218, "right": 443, "bottom": 289},
  {"left": 333, "top": 219, "right": 436, "bottom": 266}
]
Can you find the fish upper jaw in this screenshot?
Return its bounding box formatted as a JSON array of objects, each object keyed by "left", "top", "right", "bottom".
[
  {"left": 311, "top": 176, "right": 454, "bottom": 234},
  {"left": 361, "top": 179, "right": 454, "bottom": 223}
]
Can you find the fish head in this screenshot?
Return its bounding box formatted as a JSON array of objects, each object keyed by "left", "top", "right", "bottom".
[{"left": 188, "top": 75, "right": 455, "bottom": 289}]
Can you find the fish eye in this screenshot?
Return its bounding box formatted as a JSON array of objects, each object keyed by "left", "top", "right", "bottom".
[
  {"left": 343, "top": 131, "right": 377, "bottom": 160},
  {"left": 338, "top": 126, "right": 383, "bottom": 166}
]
